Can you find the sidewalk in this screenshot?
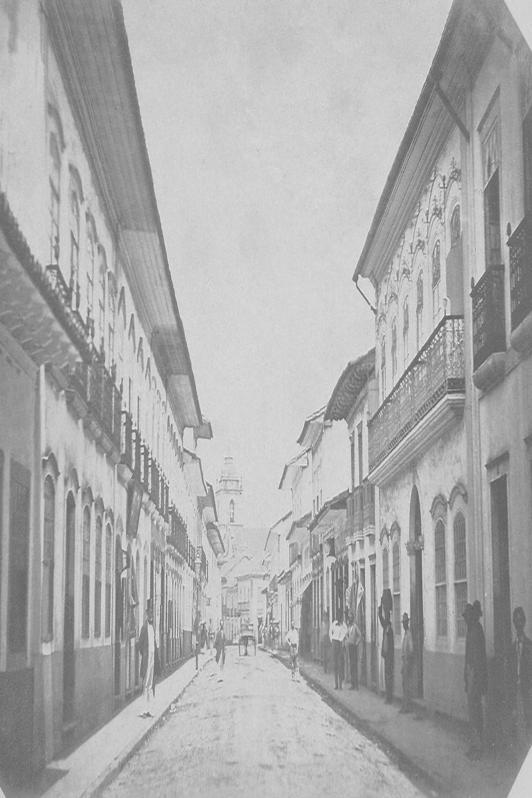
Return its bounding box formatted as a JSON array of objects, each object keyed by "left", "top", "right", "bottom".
[
  {"left": 34, "top": 651, "right": 214, "bottom": 798},
  {"left": 272, "top": 649, "right": 518, "bottom": 798}
]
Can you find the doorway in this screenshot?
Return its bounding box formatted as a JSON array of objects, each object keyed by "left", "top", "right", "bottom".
[
  {"left": 114, "top": 537, "right": 122, "bottom": 697},
  {"left": 370, "top": 561, "right": 377, "bottom": 689},
  {"left": 409, "top": 487, "right": 424, "bottom": 698},
  {"left": 63, "top": 493, "right": 76, "bottom": 724}
]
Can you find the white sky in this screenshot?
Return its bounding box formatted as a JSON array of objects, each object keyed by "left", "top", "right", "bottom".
[{"left": 123, "top": 0, "right": 455, "bottom": 528}]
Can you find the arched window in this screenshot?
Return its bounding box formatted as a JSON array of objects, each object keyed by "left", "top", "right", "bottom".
[
  {"left": 403, "top": 298, "right": 409, "bottom": 366},
  {"left": 391, "top": 321, "right": 397, "bottom": 384},
  {"left": 82, "top": 506, "right": 91, "bottom": 638},
  {"left": 86, "top": 216, "right": 97, "bottom": 320},
  {"left": 416, "top": 273, "right": 423, "bottom": 350},
  {"left": 382, "top": 547, "right": 389, "bottom": 591},
  {"left": 105, "top": 524, "right": 113, "bottom": 638},
  {"left": 380, "top": 337, "right": 386, "bottom": 401},
  {"left": 49, "top": 129, "right": 61, "bottom": 264},
  {"left": 42, "top": 476, "right": 55, "bottom": 642},
  {"left": 69, "top": 180, "right": 81, "bottom": 301},
  {"left": 432, "top": 241, "right": 441, "bottom": 325},
  {"left": 229, "top": 499, "right": 235, "bottom": 523},
  {"left": 392, "top": 541, "right": 400, "bottom": 634},
  {"left": 434, "top": 519, "right": 447, "bottom": 637},
  {"left": 94, "top": 516, "right": 103, "bottom": 638},
  {"left": 450, "top": 206, "right": 461, "bottom": 248},
  {"left": 454, "top": 513, "right": 467, "bottom": 638}
]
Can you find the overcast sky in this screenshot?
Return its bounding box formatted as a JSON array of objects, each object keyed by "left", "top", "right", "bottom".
[{"left": 123, "top": 0, "right": 455, "bottom": 529}]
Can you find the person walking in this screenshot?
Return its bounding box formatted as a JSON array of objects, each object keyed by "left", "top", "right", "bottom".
[
  {"left": 464, "top": 601, "right": 487, "bottom": 759},
  {"left": 378, "top": 594, "right": 394, "bottom": 704},
  {"left": 214, "top": 621, "right": 226, "bottom": 681},
  {"left": 508, "top": 606, "right": 532, "bottom": 761},
  {"left": 286, "top": 622, "right": 299, "bottom": 679},
  {"left": 346, "top": 615, "right": 361, "bottom": 690},
  {"left": 330, "top": 616, "right": 347, "bottom": 689},
  {"left": 321, "top": 610, "right": 331, "bottom": 673},
  {"left": 399, "top": 612, "right": 414, "bottom": 713},
  {"left": 137, "top": 604, "right": 159, "bottom": 718}
]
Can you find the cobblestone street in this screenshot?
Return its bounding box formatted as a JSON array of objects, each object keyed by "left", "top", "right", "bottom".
[{"left": 103, "top": 649, "right": 422, "bottom": 798}]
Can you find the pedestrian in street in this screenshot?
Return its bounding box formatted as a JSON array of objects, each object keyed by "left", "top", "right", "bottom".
[
  {"left": 507, "top": 606, "right": 532, "bottom": 761},
  {"left": 286, "top": 622, "right": 299, "bottom": 679},
  {"left": 137, "top": 604, "right": 160, "bottom": 718},
  {"left": 330, "top": 616, "right": 347, "bottom": 689},
  {"left": 214, "top": 621, "right": 226, "bottom": 681},
  {"left": 200, "top": 621, "right": 207, "bottom": 652},
  {"left": 378, "top": 591, "right": 394, "bottom": 704},
  {"left": 464, "top": 601, "right": 487, "bottom": 760},
  {"left": 399, "top": 612, "right": 414, "bottom": 713},
  {"left": 346, "top": 615, "right": 361, "bottom": 690},
  {"left": 321, "top": 610, "right": 331, "bottom": 673}
]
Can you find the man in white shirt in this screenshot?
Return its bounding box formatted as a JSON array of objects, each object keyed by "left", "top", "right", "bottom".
[
  {"left": 330, "top": 617, "right": 347, "bottom": 689},
  {"left": 137, "top": 605, "right": 158, "bottom": 718},
  {"left": 286, "top": 623, "right": 299, "bottom": 678}
]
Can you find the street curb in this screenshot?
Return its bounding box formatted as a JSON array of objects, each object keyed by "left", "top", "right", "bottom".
[
  {"left": 268, "top": 650, "right": 443, "bottom": 797},
  {"left": 81, "top": 654, "right": 214, "bottom": 797}
]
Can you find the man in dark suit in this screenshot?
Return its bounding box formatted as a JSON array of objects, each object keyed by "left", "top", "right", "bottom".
[
  {"left": 464, "top": 601, "right": 487, "bottom": 759},
  {"left": 508, "top": 606, "right": 532, "bottom": 760}
]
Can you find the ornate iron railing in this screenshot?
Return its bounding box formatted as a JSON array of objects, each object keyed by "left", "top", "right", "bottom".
[
  {"left": 508, "top": 218, "right": 532, "bottom": 330},
  {"left": 471, "top": 265, "right": 505, "bottom": 371},
  {"left": 368, "top": 316, "right": 465, "bottom": 472}
]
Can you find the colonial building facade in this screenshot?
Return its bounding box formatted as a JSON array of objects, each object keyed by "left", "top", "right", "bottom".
[
  {"left": 0, "top": 0, "right": 221, "bottom": 774},
  {"left": 354, "top": 0, "right": 532, "bottom": 733}
]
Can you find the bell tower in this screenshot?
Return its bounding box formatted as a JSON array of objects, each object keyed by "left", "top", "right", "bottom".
[{"left": 215, "top": 455, "right": 243, "bottom": 557}]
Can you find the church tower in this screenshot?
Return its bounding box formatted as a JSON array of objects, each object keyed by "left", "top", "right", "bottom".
[{"left": 215, "top": 455, "right": 243, "bottom": 558}]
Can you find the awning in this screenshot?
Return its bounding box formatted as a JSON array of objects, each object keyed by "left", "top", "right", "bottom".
[{"left": 309, "top": 489, "right": 350, "bottom": 536}]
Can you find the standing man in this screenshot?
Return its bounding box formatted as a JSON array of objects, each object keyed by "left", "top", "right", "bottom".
[
  {"left": 508, "top": 606, "right": 532, "bottom": 760},
  {"left": 330, "top": 616, "right": 347, "bottom": 690},
  {"left": 286, "top": 622, "right": 299, "bottom": 679},
  {"left": 400, "top": 613, "right": 414, "bottom": 713},
  {"left": 214, "top": 621, "right": 226, "bottom": 681},
  {"left": 378, "top": 594, "right": 394, "bottom": 704},
  {"left": 346, "top": 615, "right": 361, "bottom": 690},
  {"left": 464, "top": 601, "right": 487, "bottom": 760},
  {"left": 137, "top": 604, "right": 159, "bottom": 718},
  {"left": 320, "top": 610, "right": 331, "bottom": 674}
]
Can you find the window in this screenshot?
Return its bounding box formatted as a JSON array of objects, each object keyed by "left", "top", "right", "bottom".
[
  {"left": 432, "top": 241, "right": 441, "bottom": 325},
  {"left": 82, "top": 506, "right": 91, "bottom": 638},
  {"left": 69, "top": 179, "right": 81, "bottom": 298},
  {"left": 482, "top": 120, "right": 501, "bottom": 268},
  {"left": 380, "top": 337, "right": 386, "bottom": 400},
  {"left": 94, "top": 516, "right": 102, "bottom": 638},
  {"left": 454, "top": 513, "right": 467, "bottom": 638},
  {"left": 229, "top": 500, "right": 235, "bottom": 523},
  {"left": 98, "top": 249, "right": 107, "bottom": 352},
  {"left": 42, "top": 476, "right": 55, "bottom": 642},
  {"left": 8, "top": 461, "right": 30, "bottom": 654},
  {"left": 382, "top": 547, "right": 389, "bottom": 591},
  {"left": 105, "top": 525, "right": 112, "bottom": 638},
  {"left": 86, "top": 217, "right": 96, "bottom": 319},
  {"left": 435, "top": 519, "right": 447, "bottom": 637},
  {"left": 49, "top": 132, "right": 61, "bottom": 264},
  {"left": 416, "top": 273, "right": 423, "bottom": 350},
  {"left": 392, "top": 541, "right": 400, "bottom": 634},
  {"left": 403, "top": 298, "right": 409, "bottom": 366},
  {"left": 450, "top": 206, "right": 461, "bottom": 248},
  {"left": 391, "top": 321, "right": 397, "bottom": 384}
]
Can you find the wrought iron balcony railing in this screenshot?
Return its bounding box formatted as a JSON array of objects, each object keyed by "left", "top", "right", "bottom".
[
  {"left": 471, "top": 265, "right": 506, "bottom": 371},
  {"left": 508, "top": 217, "right": 532, "bottom": 331},
  {"left": 368, "top": 315, "right": 465, "bottom": 472},
  {"left": 67, "top": 360, "right": 121, "bottom": 446}
]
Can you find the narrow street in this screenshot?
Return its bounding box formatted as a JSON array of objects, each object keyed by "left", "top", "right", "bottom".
[{"left": 103, "top": 649, "right": 422, "bottom": 798}]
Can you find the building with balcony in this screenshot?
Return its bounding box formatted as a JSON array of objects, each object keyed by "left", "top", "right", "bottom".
[
  {"left": 0, "top": 0, "right": 222, "bottom": 775},
  {"left": 325, "top": 349, "right": 378, "bottom": 689},
  {"left": 352, "top": 0, "right": 532, "bottom": 730}
]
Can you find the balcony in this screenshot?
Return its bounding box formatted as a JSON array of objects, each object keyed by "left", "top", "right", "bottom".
[
  {"left": 471, "top": 265, "right": 506, "bottom": 389},
  {"left": 508, "top": 218, "right": 532, "bottom": 353},
  {"left": 168, "top": 505, "right": 189, "bottom": 559},
  {"left": 117, "top": 411, "right": 134, "bottom": 484},
  {"left": 368, "top": 315, "right": 465, "bottom": 486},
  {"left": 65, "top": 360, "right": 121, "bottom": 458}
]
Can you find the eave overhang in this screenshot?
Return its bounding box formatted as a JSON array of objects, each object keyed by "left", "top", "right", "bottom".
[
  {"left": 287, "top": 512, "right": 312, "bottom": 542},
  {"left": 309, "top": 489, "right": 350, "bottom": 536},
  {"left": 45, "top": 0, "right": 202, "bottom": 428},
  {"left": 278, "top": 450, "right": 310, "bottom": 490},
  {"left": 206, "top": 521, "right": 224, "bottom": 557},
  {"left": 183, "top": 449, "right": 207, "bottom": 499},
  {"left": 296, "top": 406, "right": 326, "bottom": 448},
  {"left": 353, "top": 0, "right": 496, "bottom": 286},
  {"left": 325, "top": 349, "right": 375, "bottom": 422}
]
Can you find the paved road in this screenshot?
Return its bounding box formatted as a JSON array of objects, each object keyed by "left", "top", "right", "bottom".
[{"left": 104, "top": 649, "right": 423, "bottom": 798}]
